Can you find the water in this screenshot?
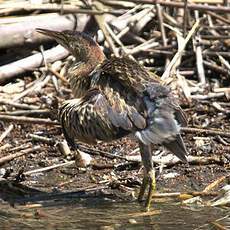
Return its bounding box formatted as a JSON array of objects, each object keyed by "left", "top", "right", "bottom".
[{"left": 0, "top": 198, "right": 229, "bottom": 229}]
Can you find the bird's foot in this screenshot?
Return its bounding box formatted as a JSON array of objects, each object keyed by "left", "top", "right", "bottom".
[{"left": 138, "top": 169, "right": 156, "bottom": 211}]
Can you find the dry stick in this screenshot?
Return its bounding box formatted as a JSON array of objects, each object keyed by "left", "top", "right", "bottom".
[
  {"left": 203, "top": 175, "right": 229, "bottom": 193},
  {"left": 203, "top": 60, "right": 228, "bottom": 75},
  {"left": 0, "top": 99, "right": 39, "bottom": 110},
  {"left": 0, "top": 3, "right": 122, "bottom": 15},
  {"left": 117, "top": 0, "right": 230, "bottom": 13},
  {"left": 24, "top": 161, "right": 75, "bottom": 176},
  {"left": 0, "top": 124, "right": 13, "bottom": 143},
  {"left": 93, "top": 2, "right": 119, "bottom": 57},
  {"left": 194, "top": 11, "right": 206, "bottom": 86},
  {"left": 29, "top": 134, "right": 55, "bottom": 144},
  {"left": 0, "top": 14, "right": 77, "bottom": 49},
  {"left": 190, "top": 92, "right": 225, "bottom": 100},
  {"left": 210, "top": 222, "right": 228, "bottom": 230},
  {"left": 0, "top": 114, "right": 59, "bottom": 126},
  {"left": 183, "top": 0, "right": 188, "bottom": 36},
  {"left": 200, "top": 35, "right": 230, "bottom": 40},
  {"left": 195, "top": 42, "right": 206, "bottom": 85},
  {"left": 79, "top": 145, "right": 127, "bottom": 160},
  {"left": 156, "top": 3, "right": 169, "bottom": 66},
  {"left": 163, "top": 11, "right": 178, "bottom": 27},
  {"left": 127, "top": 38, "right": 159, "bottom": 55},
  {"left": 0, "top": 146, "right": 41, "bottom": 166},
  {"left": 152, "top": 191, "right": 218, "bottom": 198},
  {"left": 218, "top": 55, "right": 230, "bottom": 73},
  {"left": 206, "top": 13, "right": 220, "bottom": 37},
  {"left": 0, "top": 109, "right": 50, "bottom": 116},
  {"left": 47, "top": 66, "right": 68, "bottom": 84},
  {"left": 126, "top": 155, "right": 222, "bottom": 166},
  {"left": 181, "top": 127, "right": 230, "bottom": 138},
  {"left": 8, "top": 143, "right": 32, "bottom": 153},
  {"left": 0, "top": 45, "right": 69, "bottom": 85},
  {"left": 203, "top": 51, "right": 230, "bottom": 58},
  {"left": 207, "top": 11, "right": 230, "bottom": 25},
  {"left": 104, "top": 22, "right": 131, "bottom": 57},
  {"left": 12, "top": 75, "right": 51, "bottom": 102},
  {"left": 161, "top": 19, "right": 201, "bottom": 80}
]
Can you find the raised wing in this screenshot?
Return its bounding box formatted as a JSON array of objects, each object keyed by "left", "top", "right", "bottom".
[{"left": 58, "top": 89, "right": 146, "bottom": 147}]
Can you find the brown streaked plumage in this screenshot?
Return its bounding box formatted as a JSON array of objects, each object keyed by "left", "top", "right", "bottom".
[{"left": 37, "top": 28, "right": 188, "bottom": 210}]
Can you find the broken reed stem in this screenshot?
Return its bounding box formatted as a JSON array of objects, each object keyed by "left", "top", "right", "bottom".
[
  {"left": 117, "top": 0, "right": 230, "bottom": 13},
  {"left": 24, "top": 161, "right": 75, "bottom": 176},
  {"left": 152, "top": 191, "right": 218, "bottom": 198},
  {"left": 0, "top": 99, "right": 39, "bottom": 110},
  {"left": 161, "top": 19, "right": 201, "bottom": 79},
  {"left": 0, "top": 3, "right": 122, "bottom": 16},
  {"left": 0, "top": 124, "right": 13, "bottom": 143},
  {"left": 181, "top": 127, "right": 230, "bottom": 138},
  {"left": 183, "top": 0, "right": 188, "bottom": 36},
  {"left": 0, "top": 146, "right": 41, "bottom": 166},
  {"left": 0, "top": 114, "right": 59, "bottom": 126}
]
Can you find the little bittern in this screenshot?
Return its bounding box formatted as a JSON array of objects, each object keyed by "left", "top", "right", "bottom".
[{"left": 37, "top": 28, "right": 188, "bottom": 210}]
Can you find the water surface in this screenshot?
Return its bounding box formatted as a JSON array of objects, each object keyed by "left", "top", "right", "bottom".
[{"left": 0, "top": 198, "right": 229, "bottom": 229}]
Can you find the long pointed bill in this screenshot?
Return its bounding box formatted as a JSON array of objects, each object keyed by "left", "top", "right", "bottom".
[{"left": 36, "top": 28, "right": 69, "bottom": 50}]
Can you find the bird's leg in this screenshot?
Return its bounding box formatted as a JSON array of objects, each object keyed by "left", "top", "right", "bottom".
[{"left": 138, "top": 142, "right": 156, "bottom": 210}]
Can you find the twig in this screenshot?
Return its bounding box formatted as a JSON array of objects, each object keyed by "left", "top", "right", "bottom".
[
  {"left": 0, "top": 14, "right": 77, "bottom": 49},
  {"left": 117, "top": 0, "right": 230, "bottom": 13},
  {"left": 203, "top": 175, "right": 229, "bottom": 192},
  {"left": 0, "top": 146, "right": 41, "bottom": 166},
  {"left": 0, "top": 99, "right": 39, "bottom": 110},
  {"left": 12, "top": 76, "right": 51, "bottom": 102},
  {"left": 24, "top": 161, "right": 75, "bottom": 176},
  {"left": 0, "top": 45, "right": 69, "bottom": 85},
  {"left": 79, "top": 145, "right": 127, "bottom": 160},
  {"left": 28, "top": 134, "right": 55, "bottom": 144},
  {"left": 126, "top": 154, "right": 223, "bottom": 166},
  {"left": 218, "top": 55, "right": 230, "bottom": 74},
  {"left": 181, "top": 127, "right": 230, "bottom": 138},
  {"left": 0, "top": 124, "right": 13, "bottom": 143},
  {"left": 0, "top": 109, "right": 50, "bottom": 117},
  {"left": 207, "top": 11, "right": 230, "bottom": 25},
  {"left": 152, "top": 191, "right": 218, "bottom": 198},
  {"left": 183, "top": 0, "right": 188, "bottom": 36},
  {"left": 0, "top": 3, "right": 123, "bottom": 16},
  {"left": 93, "top": 2, "right": 119, "bottom": 57},
  {"left": 161, "top": 19, "right": 201, "bottom": 79},
  {"left": 156, "top": 3, "right": 169, "bottom": 66},
  {"left": 127, "top": 38, "right": 159, "bottom": 55},
  {"left": 47, "top": 66, "right": 68, "bottom": 84},
  {"left": 190, "top": 92, "right": 225, "bottom": 99},
  {"left": 104, "top": 22, "right": 131, "bottom": 57},
  {"left": 194, "top": 11, "right": 206, "bottom": 85},
  {"left": 203, "top": 60, "right": 229, "bottom": 75},
  {"left": 0, "top": 114, "right": 59, "bottom": 126}
]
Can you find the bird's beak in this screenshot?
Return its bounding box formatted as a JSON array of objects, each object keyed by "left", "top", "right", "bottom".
[
  {"left": 36, "top": 28, "right": 69, "bottom": 50},
  {"left": 36, "top": 28, "right": 62, "bottom": 40}
]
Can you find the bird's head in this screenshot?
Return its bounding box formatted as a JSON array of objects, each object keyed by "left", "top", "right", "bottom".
[{"left": 36, "top": 28, "right": 105, "bottom": 64}]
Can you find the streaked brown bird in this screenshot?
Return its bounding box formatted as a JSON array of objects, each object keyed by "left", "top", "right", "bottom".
[{"left": 37, "top": 28, "right": 188, "bottom": 210}]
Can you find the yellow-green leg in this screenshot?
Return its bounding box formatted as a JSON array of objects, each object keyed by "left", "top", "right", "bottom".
[{"left": 138, "top": 142, "right": 156, "bottom": 211}]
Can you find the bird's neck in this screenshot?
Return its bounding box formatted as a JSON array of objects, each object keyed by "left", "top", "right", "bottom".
[
  {"left": 70, "top": 44, "right": 105, "bottom": 77},
  {"left": 68, "top": 46, "right": 105, "bottom": 98}
]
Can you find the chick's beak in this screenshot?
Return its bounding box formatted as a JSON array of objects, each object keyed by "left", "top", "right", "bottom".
[{"left": 36, "top": 28, "right": 62, "bottom": 39}]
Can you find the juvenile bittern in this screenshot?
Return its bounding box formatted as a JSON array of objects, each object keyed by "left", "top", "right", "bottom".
[{"left": 37, "top": 28, "right": 188, "bottom": 210}]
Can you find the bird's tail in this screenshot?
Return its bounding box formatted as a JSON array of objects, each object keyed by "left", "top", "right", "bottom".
[
  {"left": 163, "top": 134, "right": 188, "bottom": 163},
  {"left": 136, "top": 83, "right": 188, "bottom": 162}
]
